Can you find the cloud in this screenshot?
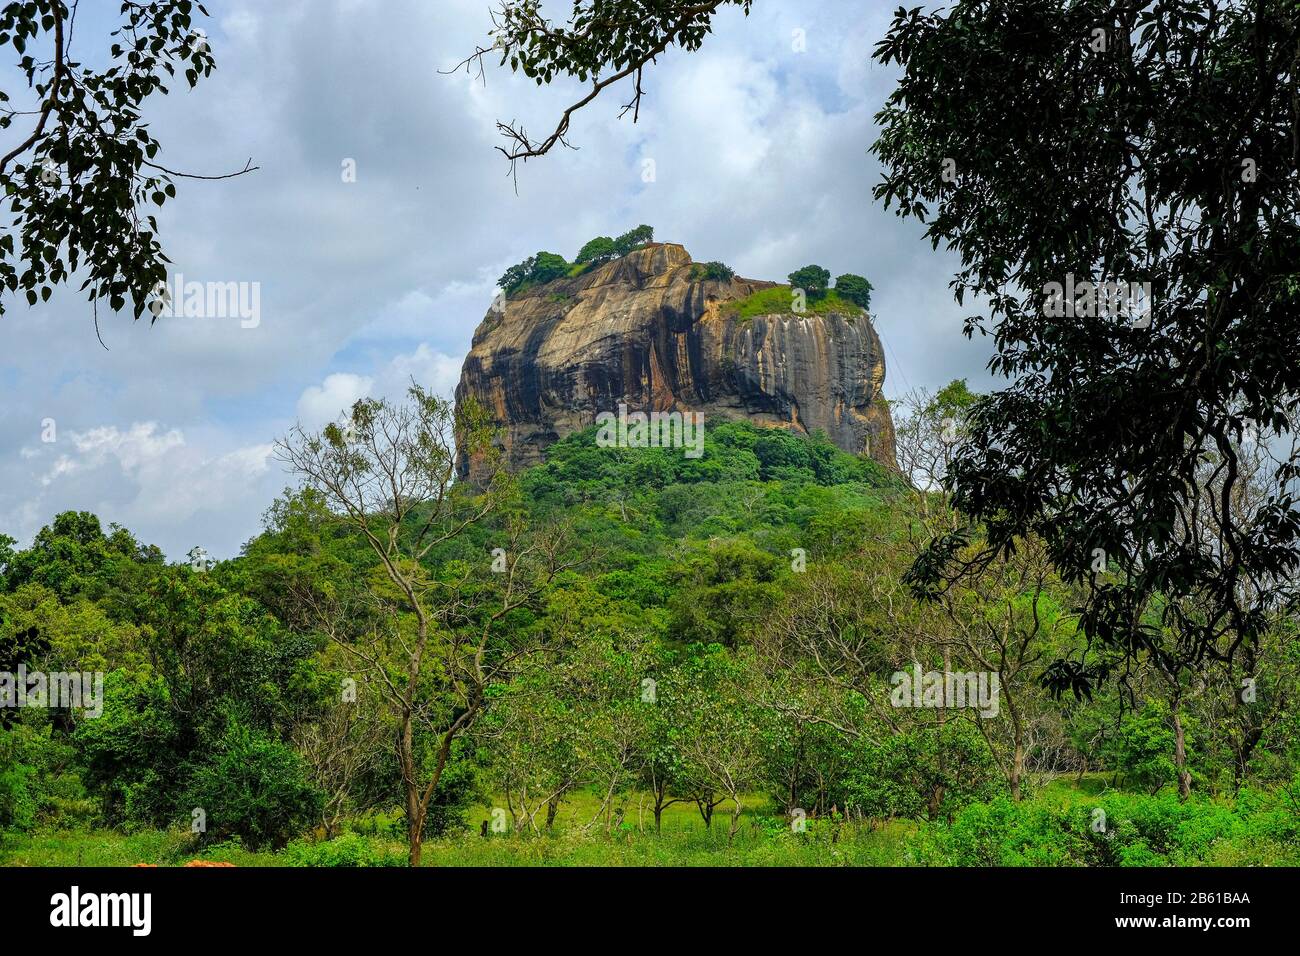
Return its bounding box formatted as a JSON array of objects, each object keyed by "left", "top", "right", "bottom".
[
  {"left": 380, "top": 344, "right": 463, "bottom": 401},
  {"left": 4, "top": 422, "right": 276, "bottom": 558},
  {"left": 0, "top": 0, "right": 994, "bottom": 560},
  {"left": 296, "top": 373, "right": 374, "bottom": 430}
]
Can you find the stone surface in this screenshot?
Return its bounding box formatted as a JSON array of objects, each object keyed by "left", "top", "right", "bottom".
[{"left": 455, "top": 243, "right": 897, "bottom": 481}]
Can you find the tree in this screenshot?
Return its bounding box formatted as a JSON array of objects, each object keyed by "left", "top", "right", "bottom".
[
  {"left": 834, "top": 273, "right": 874, "bottom": 310},
  {"left": 670, "top": 646, "right": 765, "bottom": 844},
  {"left": 531, "top": 250, "right": 570, "bottom": 284},
  {"left": 456, "top": 2, "right": 751, "bottom": 169},
  {"left": 612, "top": 224, "right": 653, "bottom": 255},
  {"left": 696, "top": 261, "right": 734, "bottom": 282},
  {"left": 0, "top": 0, "right": 256, "bottom": 327},
  {"left": 498, "top": 255, "right": 535, "bottom": 295},
  {"left": 498, "top": 251, "right": 571, "bottom": 296},
  {"left": 787, "top": 264, "right": 830, "bottom": 301},
  {"left": 276, "top": 385, "right": 580, "bottom": 865},
  {"left": 875, "top": 1, "right": 1300, "bottom": 698},
  {"left": 292, "top": 684, "right": 392, "bottom": 840},
  {"left": 184, "top": 720, "right": 323, "bottom": 850},
  {"left": 575, "top": 236, "right": 617, "bottom": 265}
]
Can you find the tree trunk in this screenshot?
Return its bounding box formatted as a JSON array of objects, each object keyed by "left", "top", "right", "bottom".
[
  {"left": 1233, "top": 727, "right": 1263, "bottom": 791},
  {"left": 546, "top": 794, "right": 560, "bottom": 830},
  {"left": 1171, "top": 702, "right": 1192, "bottom": 801},
  {"left": 407, "top": 807, "right": 424, "bottom": 867},
  {"left": 727, "top": 799, "right": 742, "bottom": 846},
  {"left": 1010, "top": 741, "right": 1025, "bottom": 802},
  {"left": 698, "top": 798, "right": 714, "bottom": 828},
  {"left": 400, "top": 711, "right": 424, "bottom": 867}
]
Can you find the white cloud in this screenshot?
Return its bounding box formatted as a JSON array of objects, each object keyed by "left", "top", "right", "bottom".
[
  {"left": 296, "top": 373, "right": 374, "bottom": 430},
  {"left": 381, "top": 344, "right": 463, "bottom": 401},
  {"left": 7, "top": 422, "right": 276, "bottom": 558},
  {"left": 0, "top": 0, "right": 994, "bottom": 560}
]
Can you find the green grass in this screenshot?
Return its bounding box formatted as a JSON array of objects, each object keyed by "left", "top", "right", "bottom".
[
  {"left": 0, "top": 829, "right": 279, "bottom": 867},
  {"left": 5, "top": 777, "right": 1289, "bottom": 867},
  {"left": 724, "top": 286, "right": 864, "bottom": 321},
  {"left": 0, "top": 790, "right": 911, "bottom": 868}
]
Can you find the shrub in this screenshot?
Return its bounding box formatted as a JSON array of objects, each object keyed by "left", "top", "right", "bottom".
[
  {"left": 497, "top": 256, "right": 535, "bottom": 296},
  {"left": 787, "top": 264, "right": 831, "bottom": 300},
  {"left": 695, "top": 261, "right": 735, "bottom": 282},
  {"left": 1114, "top": 700, "right": 1196, "bottom": 794},
  {"left": 530, "top": 251, "right": 570, "bottom": 285},
  {"left": 184, "top": 721, "right": 323, "bottom": 850},
  {"left": 910, "top": 792, "right": 1281, "bottom": 867},
  {"left": 283, "top": 832, "right": 405, "bottom": 867},
  {"left": 613, "top": 224, "right": 653, "bottom": 256},
  {"left": 834, "top": 273, "right": 874, "bottom": 309},
  {"left": 845, "top": 721, "right": 1004, "bottom": 821},
  {"left": 499, "top": 251, "right": 573, "bottom": 296},
  {"left": 575, "top": 236, "right": 617, "bottom": 265}
]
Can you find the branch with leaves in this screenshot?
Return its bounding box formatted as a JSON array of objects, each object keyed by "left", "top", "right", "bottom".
[
  {"left": 0, "top": 0, "right": 256, "bottom": 329},
  {"left": 451, "top": 0, "right": 751, "bottom": 175}
]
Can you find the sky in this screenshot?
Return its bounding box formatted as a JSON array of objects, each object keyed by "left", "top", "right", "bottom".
[{"left": 0, "top": 0, "right": 996, "bottom": 560}]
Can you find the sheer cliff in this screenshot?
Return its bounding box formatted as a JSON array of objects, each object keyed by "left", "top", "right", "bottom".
[{"left": 455, "top": 243, "right": 896, "bottom": 481}]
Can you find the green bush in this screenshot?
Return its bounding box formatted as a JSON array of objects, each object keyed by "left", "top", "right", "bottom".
[
  {"left": 834, "top": 273, "right": 873, "bottom": 309},
  {"left": 787, "top": 264, "right": 831, "bottom": 300},
  {"left": 499, "top": 251, "right": 573, "bottom": 296},
  {"left": 575, "top": 236, "right": 617, "bottom": 264},
  {"left": 695, "top": 261, "right": 735, "bottom": 282},
  {"left": 845, "top": 721, "right": 1004, "bottom": 821},
  {"left": 184, "top": 721, "right": 322, "bottom": 850},
  {"left": 283, "top": 833, "right": 405, "bottom": 867},
  {"left": 1114, "top": 700, "right": 1197, "bottom": 794},
  {"left": 910, "top": 791, "right": 1295, "bottom": 867},
  {"left": 613, "top": 224, "right": 653, "bottom": 256},
  {"left": 531, "top": 251, "right": 570, "bottom": 285}
]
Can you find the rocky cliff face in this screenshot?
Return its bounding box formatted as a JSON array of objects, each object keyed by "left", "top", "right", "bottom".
[{"left": 455, "top": 243, "right": 896, "bottom": 481}]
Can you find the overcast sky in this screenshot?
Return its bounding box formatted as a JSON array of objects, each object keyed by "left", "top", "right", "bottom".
[{"left": 0, "top": 0, "right": 996, "bottom": 560}]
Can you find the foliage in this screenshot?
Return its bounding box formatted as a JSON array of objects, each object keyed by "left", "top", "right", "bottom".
[
  {"left": 874, "top": 0, "right": 1300, "bottom": 697},
  {"left": 725, "top": 286, "right": 861, "bottom": 320},
  {"left": 787, "top": 264, "right": 831, "bottom": 300},
  {"left": 834, "top": 273, "right": 873, "bottom": 310},
  {"left": 694, "top": 260, "right": 735, "bottom": 282},
  {"left": 575, "top": 236, "right": 616, "bottom": 265},
  {"left": 467, "top": 1, "right": 752, "bottom": 162},
  {"left": 913, "top": 790, "right": 1300, "bottom": 867},
  {"left": 499, "top": 250, "right": 573, "bottom": 296},
  {"left": 0, "top": 0, "right": 232, "bottom": 323},
  {"left": 613, "top": 224, "right": 653, "bottom": 255},
  {"left": 1, "top": 376, "right": 1297, "bottom": 867},
  {"left": 282, "top": 832, "right": 405, "bottom": 867},
  {"left": 504, "top": 227, "right": 654, "bottom": 294},
  {"left": 184, "top": 720, "right": 322, "bottom": 850}
]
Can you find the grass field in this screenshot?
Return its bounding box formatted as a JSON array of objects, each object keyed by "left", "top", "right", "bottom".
[
  {"left": 0, "top": 789, "right": 912, "bottom": 867},
  {"left": 3, "top": 776, "right": 1293, "bottom": 867}
]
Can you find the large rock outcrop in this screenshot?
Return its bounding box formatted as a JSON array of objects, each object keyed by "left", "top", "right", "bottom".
[{"left": 455, "top": 243, "right": 896, "bottom": 481}]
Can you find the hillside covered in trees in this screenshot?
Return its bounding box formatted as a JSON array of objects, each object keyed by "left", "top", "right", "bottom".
[{"left": 3, "top": 383, "right": 1297, "bottom": 868}]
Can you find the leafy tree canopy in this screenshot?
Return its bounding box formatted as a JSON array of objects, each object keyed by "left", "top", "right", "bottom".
[
  {"left": 873, "top": 0, "right": 1300, "bottom": 695},
  {"left": 834, "top": 273, "right": 874, "bottom": 310},
  {"left": 0, "top": 0, "right": 256, "bottom": 328},
  {"left": 788, "top": 264, "right": 831, "bottom": 300}
]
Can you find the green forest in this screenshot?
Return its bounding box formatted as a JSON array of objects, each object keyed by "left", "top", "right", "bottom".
[{"left": 3, "top": 382, "right": 1297, "bottom": 868}]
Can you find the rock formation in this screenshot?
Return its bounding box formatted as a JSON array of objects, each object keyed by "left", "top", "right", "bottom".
[{"left": 455, "top": 243, "right": 896, "bottom": 481}]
